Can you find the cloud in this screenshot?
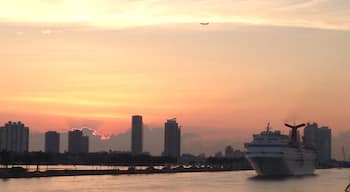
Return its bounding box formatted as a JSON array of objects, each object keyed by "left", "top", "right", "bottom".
[
  {"left": 16, "top": 31, "right": 24, "bottom": 36},
  {"left": 66, "top": 118, "right": 103, "bottom": 131},
  {"left": 41, "top": 29, "right": 65, "bottom": 35},
  {"left": 41, "top": 29, "right": 52, "bottom": 35},
  {"left": 0, "top": 0, "right": 349, "bottom": 30}
]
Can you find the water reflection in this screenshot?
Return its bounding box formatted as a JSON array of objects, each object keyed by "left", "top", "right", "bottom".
[
  {"left": 0, "top": 169, "right": 349, "bottom": 192},
  {"left": 248, "top": 173, "right": 318, "bottom": 181}
]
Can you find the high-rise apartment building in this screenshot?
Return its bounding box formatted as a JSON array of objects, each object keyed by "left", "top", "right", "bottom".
[
  {"left": 131, "top": 115, "right": 143, "bottom": 154},
  {"left": 304, "top": 123, "right": 332, "bottom": 163},
  {"left": 0, "top": 121, "right": 29, "bottom": 152},
  {"left": 68, "top": 130, "right": 89, "bottom": 153},
  {"left": 45, "top": 131, "right": 60, "bottom": 153},
  {"left": 163, "top": 118, "right": 181, "bottom": 158}
]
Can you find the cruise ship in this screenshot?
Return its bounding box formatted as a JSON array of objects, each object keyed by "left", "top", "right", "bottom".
[{"left": 245, "top": 123, "right": 317, "bottom": 176}]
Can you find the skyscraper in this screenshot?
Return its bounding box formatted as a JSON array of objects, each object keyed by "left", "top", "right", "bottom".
[
  {"left": 163, "top": 118, "right": 181, "bottom": 158},
  {"left": 0, "top": 129, "right": 3, "bottom": 150},
  {"left": 68, "top": 130, "right": 89, "bottom": 153},
  {"left": 304, "top": 123, "right": 332, "bottom": 163},
  {"left": 304, "top": 123, "right": 318, "bottom": 147},
  {"left": 0, "top": 121, "right": 29, "bottom": 152},
  {"left": 318, "top": 127, "right": 332, "bottom": 163},
  {"left": 225, "top": 145, "right": 234, "bottom": 158},
  {"left": 131, "top": 115, "right": 143, "bottom": 154},
  {"left": 45, "top": 131, "right": 60, "bottom": 153},
  {"left": 80, "top": 135, "right": 89, "bottom": 153}
]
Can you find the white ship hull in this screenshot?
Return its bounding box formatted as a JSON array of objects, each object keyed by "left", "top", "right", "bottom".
[{"left": 246, "top": 146, "right": 316, "bottom": 176}]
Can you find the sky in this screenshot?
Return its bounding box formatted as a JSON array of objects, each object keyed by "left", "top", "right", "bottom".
[{"left": 0, "top": 0, "right": 350, "bottom": 155}]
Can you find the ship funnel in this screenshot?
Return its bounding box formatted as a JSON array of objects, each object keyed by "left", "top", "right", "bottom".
[{"left": 284, "top": 123, "right": 305, "bottom": 144}]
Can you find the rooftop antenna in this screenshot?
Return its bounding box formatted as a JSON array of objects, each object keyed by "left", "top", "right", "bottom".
[{"left": 266, "top": 122, "right": 271, "bottom": 132}]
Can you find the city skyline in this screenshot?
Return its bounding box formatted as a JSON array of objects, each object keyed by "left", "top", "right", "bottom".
[
  {"left": 1, "top": 1, "right": 350, "bottom": 191},
  {"left": 2, "top": 118, "right": 343, "bottom": 160}
]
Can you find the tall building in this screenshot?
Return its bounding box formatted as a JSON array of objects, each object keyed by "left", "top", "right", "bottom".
[
  {"left": 215, "top": 151, "right": 223, "bottom": 158},
  {"left": 68, "top": 130, "right": 89, "bottom": 153},
  {"left": 224, "top": 146, "right": 244, "bottom": 159},
  {"left": 304, "top": 123, "right": 332, "bottom": 163},
  {"left": 131, "top": 115, "right": 143, "bottom": 154},
  {"left": 0, "top": 121, "right": 29, "bottom": 152},
  {"left": 225, "top": 145, "right": 234, "bottom": 158},
  {"left": 163, "top": 118, "right": 181, "bottom": 158},
  {"left": 318, "top": 127, "right": 332, "bottom": 163},
  {"left": 45, "top": 131, "right": 60, "bottom": 153},
  {"left": 304, "top": 123, "right": 318, "bottom": 147},
  {"left": 0, "top": 129, "right": 3, "bottom": 150},
  {"left": 81, "top": 136, "right": 89, "bottom": 154}
]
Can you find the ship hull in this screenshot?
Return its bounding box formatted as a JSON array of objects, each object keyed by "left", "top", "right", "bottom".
[{"left": 246, "top": 147, "right": 316, "bottom": 177}]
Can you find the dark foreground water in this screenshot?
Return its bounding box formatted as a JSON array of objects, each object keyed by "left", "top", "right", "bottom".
[{"left": 1, "top": 168, "right": 349, "bottom": 192}]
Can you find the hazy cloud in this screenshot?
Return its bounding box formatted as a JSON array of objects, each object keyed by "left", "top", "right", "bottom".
[
  {"left": 332, "top": 130, "right": 350, "bottom": 160},
  {"left": 0, "top": 0, "right": 349, "bottom": 30}
]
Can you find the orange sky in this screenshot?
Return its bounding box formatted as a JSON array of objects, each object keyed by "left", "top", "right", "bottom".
[{"left": 0, "top": 1, "right": 350, "bottom": 142}]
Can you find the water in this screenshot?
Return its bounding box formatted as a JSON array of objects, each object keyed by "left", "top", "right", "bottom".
[
  {"left": 1, "top": 168, "right": 349, "bottom": 192},
  {"left": 5, "top": 165, "right": 164, "bottom": 172}
]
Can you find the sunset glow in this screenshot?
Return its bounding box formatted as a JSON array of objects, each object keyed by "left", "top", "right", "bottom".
[
  {"left": 1, "top": 1, "right": 350, "bottom": 30},
  {"left": 0, "top": 1, "right": 350, "bottom": 155}
]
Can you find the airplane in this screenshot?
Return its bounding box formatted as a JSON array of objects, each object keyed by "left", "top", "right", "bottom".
[{"left": 200, "top": 22, "right": 210, "bottom": 25}]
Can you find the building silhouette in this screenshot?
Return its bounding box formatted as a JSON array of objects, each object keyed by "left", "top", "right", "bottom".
[
  {"left": 163, "top": 118, "right": 181, "bottom": 158},
  {"left": 68, "top": 130, "right": 89, "bottom": 153},
  {"left": 317, "top": 127, "right": 332, "bottom": 162},
  {"left": 225, "top": 145, "right": 234, "bottom": 158},
  {"left": 131, "top": 115, "right": 143, "bottom": 154},
  {"left": 304, "top": 123, "right": 332, "bottom": 163},
  {"left": 80, "top": 135, "right": 89, "bottom": 153},
  {"left": 224, "top": 146, "right": 244, "bottom": 159},
  {"left": 0, "top": 121, "right": 29, "bottom": 152},
  {"left": 45, "top": 131, "right": 60, "bottom": 153},
  {"left": 215, "top": 151, "right": 223, "bottom": 158}
]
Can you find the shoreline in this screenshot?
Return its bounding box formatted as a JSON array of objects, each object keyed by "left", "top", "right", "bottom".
[
  {"left": 0, "top": 167, "right": 252, "bottom": 179},
  {"left": 1, "top": 166, "right": 345, "bottom": 179}
]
